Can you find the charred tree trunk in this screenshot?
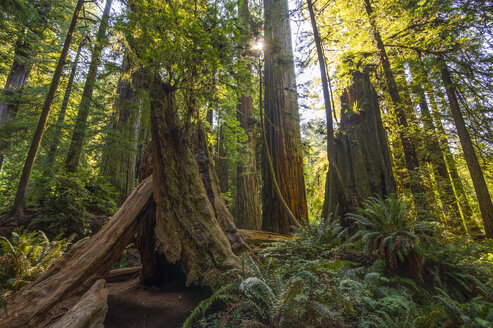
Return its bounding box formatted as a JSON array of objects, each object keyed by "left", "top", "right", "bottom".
[
  {"left": 10, "top": 0, "right": 84, "bottom": 217},
  {"left": 363, "top": 0, "right": 429, "bottom": 214},
  {"left": 263, "top": 0, "right": 308, "bottom": 233},
  {"left": 325, "top": 71, "right": 396, "bottom": 217},
  {"left": 145, "top": 74, "right": 240, "bottom": 287},
  {"left": 65, "top": 0, "right": 113, "bottom": 173},
  {"left": 0, "top": 38, "right": 32, "bottom": 170},
  {"left": 101, "top": 52, "right": 146, "bottom": 204},
  {"left": 44, "top": 39, "right": 85, "bottom": 171},
  {"left": 440, "top": 59, "right": 493, "bottom": 238}
]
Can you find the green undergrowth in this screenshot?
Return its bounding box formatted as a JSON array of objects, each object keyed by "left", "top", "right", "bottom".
[{"left": 184, "top": 195, "right": 493, "bottom": 328}]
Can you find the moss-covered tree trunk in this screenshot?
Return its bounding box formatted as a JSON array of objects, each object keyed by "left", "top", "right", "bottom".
[
  {"left": 263, "top": 0, "right": 308, "bottom": 233},
  {"left": 143, "top": 74, "right": 241, "bottom": 287},
  {"left": 325, "top": 72, "right": 396, "bottom": 216}
]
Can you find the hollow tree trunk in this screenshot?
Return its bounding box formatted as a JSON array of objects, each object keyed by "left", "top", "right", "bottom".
[
  {"left": 147, "top": 74, "right": 240, "bottom": 287},
  {"left": 236, "top": 0, "right": 261, "bottom": 230},
  {"left": 101, "top": 52, "right": 146, "bottom": 204},
  {"left": 440, "top": 59, "right": 493, "bottom": 238},
  {"left": 65, "top": 0, "right": 113, "bottom": 173},
  {"left": 363, "top": 0, "right": 429, "bottom": 214},
  {"left": 44, "top": 39, "right": 85, "bottom": 171},
  {"left": 324, "top": 71, "right": 396, "bottom": 216},
  {"left": 263, "top": 0, "right": 308, "bottom": 233},
  {"left": 10, "top": 0, "right": 84, "bottom": 217},
  {"left": 0, "top": 176, "right": 153, "bottom": 328}
]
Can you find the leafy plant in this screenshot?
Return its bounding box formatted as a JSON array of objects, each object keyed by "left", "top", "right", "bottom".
[
  {"left": 348, "top": 194, "right": 429, "bottom": 284},
  {"left": 0, "top": 229, "right": 74, "bottom": 292}
]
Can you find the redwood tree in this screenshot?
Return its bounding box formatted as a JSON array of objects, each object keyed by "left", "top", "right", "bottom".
[{"left": 262, "top": 0, "right": 308, "bottom": 233}]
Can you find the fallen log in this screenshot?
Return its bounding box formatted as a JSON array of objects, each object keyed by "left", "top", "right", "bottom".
[
  {"left": 0, "top": 177, "right": 153, "bottom": 328},
  {"left": 49, "top": 279, "right": 108, "bottom": 328},
  {"left": 106, "top": 266, "right": 142, "bottom": 283},
  {"left": 239, "top": 229, "right": 293, "bottom": 245}
]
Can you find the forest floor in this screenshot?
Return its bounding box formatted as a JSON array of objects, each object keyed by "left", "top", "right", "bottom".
[{"left": 104, "top": 278, "right": 209, "bottom": 328}]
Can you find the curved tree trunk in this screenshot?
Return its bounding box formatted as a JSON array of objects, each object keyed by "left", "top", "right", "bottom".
[
  {"left": 325, "top": 71, "right": 396, "bottom": 218},
  {"left": 263, "top": 0, "right": 308, "bottom": 233}
]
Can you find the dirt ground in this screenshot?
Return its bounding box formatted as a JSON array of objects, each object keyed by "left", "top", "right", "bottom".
[{"left": 104, "top": 278, "right": 209, "bottom": 328}]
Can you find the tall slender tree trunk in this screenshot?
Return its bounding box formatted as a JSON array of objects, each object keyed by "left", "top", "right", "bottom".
[
  {"left": 262, "top": 0, "right": 308, "bottom": 233},
  {"left": 235, "top": 0, "right": 261, "bottom": 229},
  {"left": 306, "top": 0, "right": 351, "bottom": 219},
  {"left": 101, "top": 52, "right": 146, "bottom": 204},
  {"left": 10, "top": 0, "right": 84, "bottom": 217},
  {"left": 363, "top": 0, "right": 429, "bottom": 214},
  {"left": 440, "top": 59, "right": 493, "bottom": 237},
  {"left": 409, "top": 63, "right": 464, "bottom": 232},
  {"left": 0, "top": 38, "right": 32, "bottom": 170},
  {"left": 44, "top": 39, "right": 85, "bottom": 170},
  {"left": 65, "top": 0, "right": 113, "bottom": 172},
  {"left": 425, "top": 83, "right": 477, "bottom": 232}
]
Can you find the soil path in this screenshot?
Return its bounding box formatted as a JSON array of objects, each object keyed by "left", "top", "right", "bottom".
[{"left": 104, "top": 278, "right": 209, "bottom": 328}]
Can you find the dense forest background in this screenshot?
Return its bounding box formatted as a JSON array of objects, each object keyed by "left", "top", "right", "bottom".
[{"left": 0, "top": 0, "right": 492, "bottom": 327}]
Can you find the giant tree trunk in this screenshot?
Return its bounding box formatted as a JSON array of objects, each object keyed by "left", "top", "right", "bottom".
[
  {"left": 440, "top": 59, "right": 493, "bottom": 238},
  {"left": 65, "top": 0, "right": 113, "bottom": 173},
  {"left": 325, "top": 71, "right": 396, "bottom": 216},
  {"left": 0, "top": 176, "right": 153, "bottom": 328},
  {"left": 10, "top": 0, "right": 84, "bottom": 217},
  {"left": 146, "top": 75, "right": 240, "bottom": 286},
  {"left": 263, "top": 0, "right": 308, "bottom": 233},
  {"left": 363, "top": 0, "right": 429, "bottom": 214},
  {"left": 0, "top": 38, "right": 32, "bottom": 171},
  {"left": 44, "top": 39, "right": 85, "bottom": 170},
  {"left": 101, "top": 52, "right": 146, "bottom": 204}
]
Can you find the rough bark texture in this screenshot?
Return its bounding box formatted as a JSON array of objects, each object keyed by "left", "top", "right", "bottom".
[
  {"left": 239, "top": 229, "right": 293, "bottom": 245},
  {"left": 440, "top": 60, "right": 493, "bottom": 238},
  {"left": 10, "top": 0, "right": 84, "bottom": 216},
  {"left": 1, "top": 177, "right": 152, "bottom": 327},
  {"left": 0, "top": 38, "right": 32, "bottom": 170},
  {"left": 148, "top": 75, "right": 240, "bottom": 287},
  {"left": 101, "top": 53, "right": 146, "bottom": 204},
  {"left": 325, "top": 71, "right": 396, "bottom": 218},
  {"left": 363, "top": 0, "right": 429, "bottom": 214},
  {"left": 65, "top": 0, "right": 113, "bottom": 173},
  {"left": 49, "top": 279, "right": 108, "bottom": 328},
  {"left": 45, "top": 40, "right": 85, "bottom": 170},
  {"left": 236, "top": 91, "right": 261, "bottom": 230},
  {"left": 263, "top": 0, "right": 308, "bottom": 233}
]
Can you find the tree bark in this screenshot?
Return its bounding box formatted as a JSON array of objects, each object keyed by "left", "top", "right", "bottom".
[
  {"left": 101, "top": 52, "right": 146, "bottom": 204},
  {"left": 236, "top": 0, "right": 261, "bottom": 230},
  {"left": 363, "top": 0, "right": 429, "bottom": 214},
  {"left": 263, "top": 0, "right": 308, "bottom": 233},
  {"left": 10, "top": 0, "right": 84, "bottom": 217},
  {"left": 324, "top": 71, "right": 396, "bottom": 217},
  {"left": 44, "top": 39, "right": 85, "bottom": 171},
  {"left": 147, "top": 74, "right": 240, "bottom": 287},
  {"left": 65, "top": 0, "right": 113, "bottom": 173},
  {"left": 440, "top": 59, "right": 493, "bottom": 237},
  {"left": 0, "top": 38, "right": 32, "bottom": 171},
  {"left": 1, "top": 176, "right": 152, "bottom": 328}
]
